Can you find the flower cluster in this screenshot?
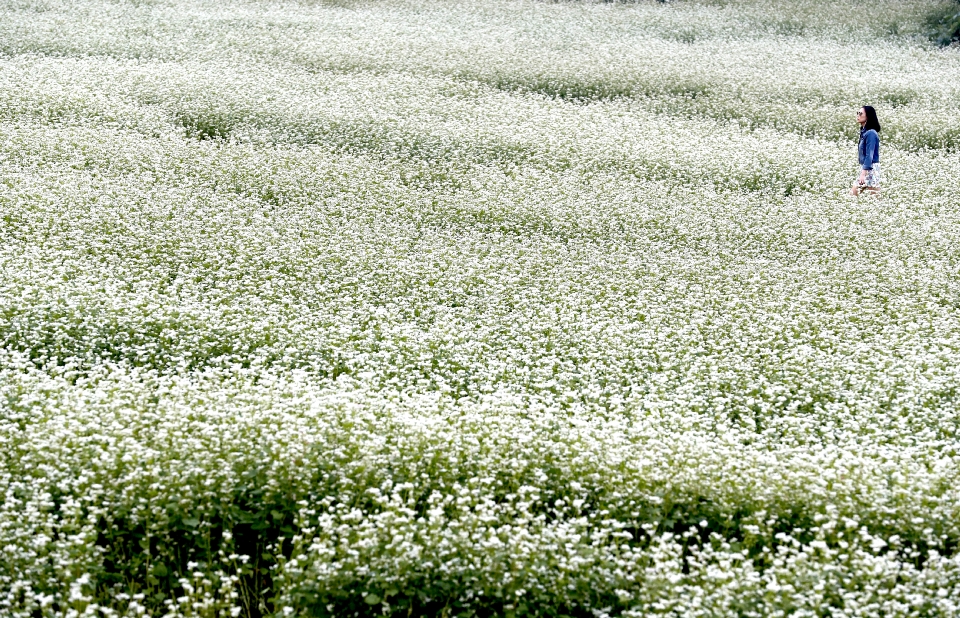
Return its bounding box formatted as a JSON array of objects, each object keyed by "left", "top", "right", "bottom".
[{"left": 2, "top": 0, "right": 960, "bottom": 616}]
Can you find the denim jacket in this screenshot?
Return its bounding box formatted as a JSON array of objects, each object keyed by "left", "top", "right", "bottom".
[{"left": 858, "top": 128, "right": 880, "bottom": 170}]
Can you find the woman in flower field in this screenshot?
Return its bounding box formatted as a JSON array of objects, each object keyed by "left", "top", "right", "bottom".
[{"left": 851, "top": 105, "right": 881, "bottom": 196}]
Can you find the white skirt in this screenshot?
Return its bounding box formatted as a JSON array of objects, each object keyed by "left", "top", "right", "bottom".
[{"left": 855, "top": 163, "right": 881, "bottom": 188}]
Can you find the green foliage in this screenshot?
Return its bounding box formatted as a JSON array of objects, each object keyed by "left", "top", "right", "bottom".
[{"left": 929, "top": 2, "right": 960, "bottom": 46}]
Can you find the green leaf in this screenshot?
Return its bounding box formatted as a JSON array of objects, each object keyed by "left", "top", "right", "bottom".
[
  {"left": 364, "top": 593, "right": 381, "bottom": 605},
  {"left": 231, "top": 508, "right": 255, "bottom": 524},
  {"left": 182, "top": 517, "right": 200, "bottom": 528},
  {"left": 152, "top": 563, "right": 168, "bottom": 577}
]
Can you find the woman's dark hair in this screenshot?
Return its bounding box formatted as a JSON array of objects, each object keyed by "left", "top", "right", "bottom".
[{"left": 861, "top": 105, "right": 881, "bottom": 133}]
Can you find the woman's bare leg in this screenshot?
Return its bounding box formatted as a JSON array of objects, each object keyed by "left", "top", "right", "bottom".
[{"left": 850, "top": 185, "right": 879, "bottom": 197}]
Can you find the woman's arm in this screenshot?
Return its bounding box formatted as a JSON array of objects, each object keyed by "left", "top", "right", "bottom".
[{"left": 861, "top": 131, "right": 878, "bottom": 170}]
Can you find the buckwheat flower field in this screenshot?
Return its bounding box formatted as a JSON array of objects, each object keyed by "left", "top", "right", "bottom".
[{"left": 4, "top": 0, "right": 960, "bottom": 615}]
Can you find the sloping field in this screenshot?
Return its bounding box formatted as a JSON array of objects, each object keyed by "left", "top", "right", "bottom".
[{"left": 3, "top": 0, "right": 960, "bottom": 616}]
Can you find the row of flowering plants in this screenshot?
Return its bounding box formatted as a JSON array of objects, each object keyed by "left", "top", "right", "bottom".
[{"left": 3, "top": 0, "right": 960, "bottom": 616}]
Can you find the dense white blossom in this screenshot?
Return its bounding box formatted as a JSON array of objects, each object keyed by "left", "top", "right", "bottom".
[{"left": 2, "top": 0, "right": 960, "bottom": 616}]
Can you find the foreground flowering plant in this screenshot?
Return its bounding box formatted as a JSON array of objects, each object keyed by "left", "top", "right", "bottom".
[{"left": 2, "top": 0, "right": 960, "bottom": 616}]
